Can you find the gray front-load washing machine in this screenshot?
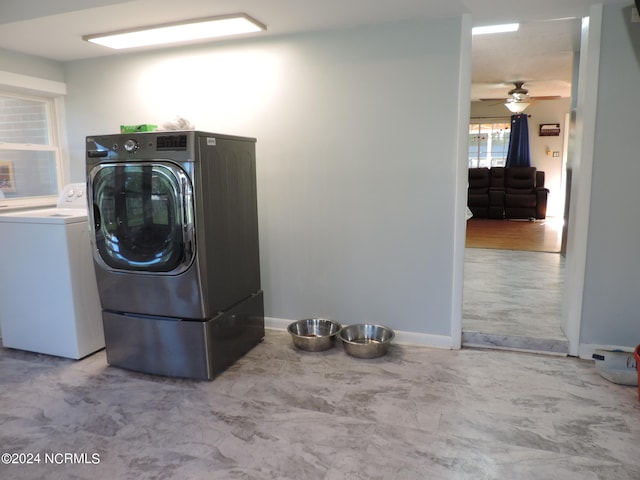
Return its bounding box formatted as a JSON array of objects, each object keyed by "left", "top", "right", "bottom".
[{"left": 86, "top": 131, "right": 264, "bottom": 380}]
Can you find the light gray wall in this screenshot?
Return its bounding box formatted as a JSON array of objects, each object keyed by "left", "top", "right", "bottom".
[
  {"left": 0, "top": 47, "right": 64, "bottom": 82},
  {"left": 526, "top": 99, "right": 570, "bottom": 217},
  {"left": 63, "top": 18, "right": 468, "bottom": 338},
  {"left": 580, "top": 2, "right": 640, "bottom": 348}
]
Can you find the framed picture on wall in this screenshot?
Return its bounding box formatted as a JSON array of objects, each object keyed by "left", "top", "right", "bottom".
[
  {"left": 0, "top": 161, "right": 16, "bottom": 193},
  {"left": 539, "top": 124, "right": 561, "bottom": 136}
]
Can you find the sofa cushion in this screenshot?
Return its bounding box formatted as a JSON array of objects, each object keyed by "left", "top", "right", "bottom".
[
  {"left": 468, "top": 194, "right": 490, "bottom": 206},
  {"left": 505, "top": 194, "right": 537, "bottom": 208},
  {"left": 468, "top": 168, "right": 490, "bottom": 192},
  {"left": 505, "top": 167, "right": 536, "bottom": 190},
  {"left": 489, "top": 167, "right": 505, "bottom": 188}
]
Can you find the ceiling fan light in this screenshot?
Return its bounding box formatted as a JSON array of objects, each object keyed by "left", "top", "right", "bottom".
[{"left": 504, "top": 101, "right": 531, "bottom": 113}]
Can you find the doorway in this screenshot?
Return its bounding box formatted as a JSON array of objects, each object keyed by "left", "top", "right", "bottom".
[{"left": 461, "top": 17, "right": 582, "bottom": 354}]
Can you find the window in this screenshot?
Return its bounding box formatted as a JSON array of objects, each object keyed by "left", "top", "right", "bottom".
[
  {"left": 468, "top": 121, "right": 511, "bottom": 168},
  {"left": 0, "top": 91, "right": 63, "bottom": 206}
]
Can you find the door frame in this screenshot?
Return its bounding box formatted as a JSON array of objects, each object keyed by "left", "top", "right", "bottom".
[
  {"left": 562, "top": 6, "right": 602, "bottom": 357},
  {"left": 453, "top": 6, "right": 602, "bottom": 357}
]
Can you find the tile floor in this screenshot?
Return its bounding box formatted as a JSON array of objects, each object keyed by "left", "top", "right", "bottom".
[
  {"left": 462, "top": 248, "right": 568, "bottom": 354},
  {"left": 1, "top": 330, "right": 639, "bottom": 480}
]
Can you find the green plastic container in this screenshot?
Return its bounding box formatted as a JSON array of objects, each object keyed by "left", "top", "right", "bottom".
[{"left": 120, "top": 124, "right": 157, "bottom": 133}]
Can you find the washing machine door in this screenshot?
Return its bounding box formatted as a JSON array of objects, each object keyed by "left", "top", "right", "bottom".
[{"left": 89, "top": 162, "right": 194, "bottom": 274}]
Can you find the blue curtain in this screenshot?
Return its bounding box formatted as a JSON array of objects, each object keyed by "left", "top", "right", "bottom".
[{"left": 506, "top": 114, "right": 530, "bottom": 167}]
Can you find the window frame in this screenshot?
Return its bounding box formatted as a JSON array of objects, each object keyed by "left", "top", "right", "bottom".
[
  {"left": 468, "top": 118, "right": 511, "bottom": 169},
  {"left": 0, "top": 71, "right": 68, "bottom": 210}
]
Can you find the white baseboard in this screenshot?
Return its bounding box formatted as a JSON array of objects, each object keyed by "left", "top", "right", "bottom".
[
  {"left": 264, "top": 317, "right": 294, "bottom": 331},
  {"left": 264, "top": 317, "right": 456, "bottom": 350},
  {"left": 267, "top": 319, "right": 637, "bottom": 358},
  {"left": 392, "top": 330, "right": 456, "bottom": 349}
]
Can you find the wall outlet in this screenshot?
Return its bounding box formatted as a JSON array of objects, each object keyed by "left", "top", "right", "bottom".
[{"left": 553, "top": 151, "right": 560, "bottom": 157}]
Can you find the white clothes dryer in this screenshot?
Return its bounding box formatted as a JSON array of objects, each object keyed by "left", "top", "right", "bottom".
[{"left": 0, "top": 183, "right": 104, "bottom": 359}]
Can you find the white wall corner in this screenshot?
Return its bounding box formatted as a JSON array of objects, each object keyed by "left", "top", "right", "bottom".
[
  {"left": 562, "top": 4, "right": 603, "bottom": 357},
  {"left": 450, "top": 12, "right": 473, "bottom": 349}
]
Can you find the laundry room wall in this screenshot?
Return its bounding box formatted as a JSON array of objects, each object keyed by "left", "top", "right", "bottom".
[
  {"left": 0, "top": 47, "right": 65, "bottom": 82},
  {"left": 577, "top": 2, "right": 640, "bottom": 350},
  {"left": 63, "top": 16, "right": 471, "bottom": 345}
]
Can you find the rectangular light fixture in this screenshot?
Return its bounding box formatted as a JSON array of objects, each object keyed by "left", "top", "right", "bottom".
[
  {"left": 83, "top": 13, "right": 266, "bottom": 50},
  {"left": 472, "top": 23, "right": 519, "bottom": 36}
]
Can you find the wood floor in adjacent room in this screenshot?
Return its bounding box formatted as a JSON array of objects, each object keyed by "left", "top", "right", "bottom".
[{"left": 465, "top": 217, "right": 563, "bottom": 253}]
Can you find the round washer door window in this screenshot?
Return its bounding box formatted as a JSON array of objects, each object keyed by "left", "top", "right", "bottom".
[{"left": 89, "top": 162, "right": 194, "bottom": 274}]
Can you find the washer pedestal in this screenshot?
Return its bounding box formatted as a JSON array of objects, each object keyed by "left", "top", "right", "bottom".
[{"left": 102, "top": 291, "right": 264, "bottom": 380}]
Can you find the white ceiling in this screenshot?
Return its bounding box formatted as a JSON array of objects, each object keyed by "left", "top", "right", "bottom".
[
  {"left": 471, "top": 17, "right": 582, "bottom": 101},
  {"left": 0, "top": 0, "right": 625, "bottom": 101}
]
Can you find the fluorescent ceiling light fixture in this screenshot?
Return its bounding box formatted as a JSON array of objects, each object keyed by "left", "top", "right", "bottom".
[
  {"left": 83, "top": 13, "right": 266, "bottom": 50},
  {"left": 472, "top": 23, "right": 519, "bottom": 35}
]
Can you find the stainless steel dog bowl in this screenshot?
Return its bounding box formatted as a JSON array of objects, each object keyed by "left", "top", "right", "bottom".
[
  {"left": 287, "top": 318, "right": 342, "bottom": 352},
  {"left": 339, "top": 324, "right": 395, "bottom": 359}
]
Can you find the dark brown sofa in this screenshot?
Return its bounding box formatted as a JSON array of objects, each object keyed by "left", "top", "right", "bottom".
[{"left": 467, "top": 167, "right": 548, "bottom": 220}]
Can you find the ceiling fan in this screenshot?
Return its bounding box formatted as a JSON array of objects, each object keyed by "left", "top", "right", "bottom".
[{"left": 481, "top": 81, "right": 561, "bottom": 113}]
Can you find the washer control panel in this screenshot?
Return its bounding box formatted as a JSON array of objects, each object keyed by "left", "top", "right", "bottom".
[{"left": 56, "top": 183, "right": 87, "bottom": 209}]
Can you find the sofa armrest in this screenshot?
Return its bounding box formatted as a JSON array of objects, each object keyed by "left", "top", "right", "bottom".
[{"left": 535, "top": 188, "right": 549, "bottom": 219}]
